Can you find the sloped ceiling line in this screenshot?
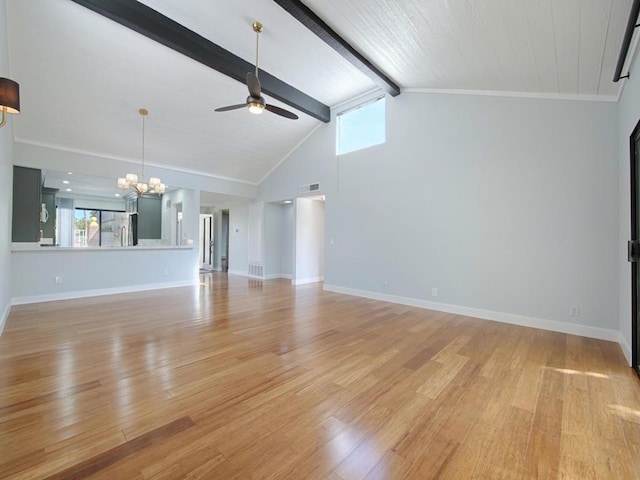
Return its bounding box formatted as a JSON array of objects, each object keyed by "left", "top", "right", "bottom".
[
  {"left": 272, "top": 0, "right": 401, "bottom": 97},
  {"left": 69, "top": 0, "right": 331, "bottom": 122}
]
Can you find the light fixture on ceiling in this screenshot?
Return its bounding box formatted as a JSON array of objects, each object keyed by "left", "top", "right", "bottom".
[
  {"left": 214, "top": 22, "right": 298, "bottom": 120},
  {"left": 0, "top": 77, "right": 20, "bottom": 128},
  {"left": 117, "top": 108, "right": 165, "bottom": 195}
]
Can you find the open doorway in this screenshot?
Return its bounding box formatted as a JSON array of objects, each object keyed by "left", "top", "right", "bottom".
[
  {"left": 294, "top": 195, "right": 325, "bottom": 285},
  {"left": 221, "top": 210, "right": 229, "bottom": 272},
  {"left": 199, "top": 214, "right": 214, "bottom": 271}
]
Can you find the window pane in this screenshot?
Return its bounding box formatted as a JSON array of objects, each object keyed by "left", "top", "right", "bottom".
[{"left": 337, "top": 97, "right": 385, "bottom": 155}]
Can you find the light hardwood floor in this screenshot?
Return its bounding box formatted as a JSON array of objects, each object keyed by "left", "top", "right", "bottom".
[{"left": 1, "top": 273, "right": 639, "bottom": 479}]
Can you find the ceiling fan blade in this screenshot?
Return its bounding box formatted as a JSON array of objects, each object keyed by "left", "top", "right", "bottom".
[
  {"left": 215, "top": 104, "right": 246, "bottom": 112},
  {"left": 265, "top": 104, "right": 299, "bottom": 120},
  {"left": 247, "top": 72, "right": 261, "bottom": 98}
]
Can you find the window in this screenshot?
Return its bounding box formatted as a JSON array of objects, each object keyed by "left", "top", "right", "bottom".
[
  {"left": 74, "top": 208, "right": 127, "bottom": 247},
  {"left": 336, "top": 96, "right": 386, "bottom": 155}
]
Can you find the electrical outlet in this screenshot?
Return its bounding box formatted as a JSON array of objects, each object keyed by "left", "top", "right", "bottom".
[
  {"left": 431, "top": 288, "right": 438, "bottom": 297},
  {"left": 570, "top": 306, "right": 580, "bottom": 317},
  {"left": 55, "top": 276, "right": 62, "bottom": 285}
]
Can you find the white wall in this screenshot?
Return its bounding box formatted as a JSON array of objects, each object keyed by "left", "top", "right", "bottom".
[
  {"left": 295, "top": 198, "right": 325, "bottom": 284},
  {"left": 11, "top": 247, "right": 197, "bottom": 303},
  {"left": 14, "top": 142, "right": 257, "bottom": 200},
  {"left": 248, "top": 201, "right": 264, "bottom": 266},
  {"left": 228, "top": 203, "right": 249, "bottom": 275},
  {"left": 617, "top": 57, "right": 640, "bottom": 363},
  {"left": 260, "top": 92, "right": 619, "bottom": 341},
  {"left": 281, "top": 203, "right": 294, "bottom": 277},
  {"left": 0, "top": 0, "right": 13, "bottom": 331},
  {"left": 162, "top": 188, "right": 197, "bottom": 246},
  {"left": 263, "top": 202, "right": 294, "bottom": 279},
  {"left": 264, "top": 203, "right": 283, "bottom": 277}
]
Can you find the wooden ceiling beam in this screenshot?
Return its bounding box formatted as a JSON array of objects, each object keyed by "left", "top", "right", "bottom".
[
  {"left": 70, "top": 0, "right": 331, "bottom": 122},
  {"left": 272, "top": 0, "right": 401, "bottom": 97}
]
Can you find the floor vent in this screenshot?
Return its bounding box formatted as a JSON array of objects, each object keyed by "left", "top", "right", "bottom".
[{"left": 248, "top": 262, "right": 264, "bottom": 278}]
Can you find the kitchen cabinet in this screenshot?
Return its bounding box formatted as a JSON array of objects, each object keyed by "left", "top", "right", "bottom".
[{"left": 12, "top": 166, "right": 42, "bottom": 242}]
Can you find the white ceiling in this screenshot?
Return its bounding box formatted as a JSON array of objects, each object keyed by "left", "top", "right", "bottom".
[{"left": 5, "top": 0, "right": 635, "bottom": 187}]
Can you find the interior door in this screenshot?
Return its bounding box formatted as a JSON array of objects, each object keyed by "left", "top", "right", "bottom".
[{"left": 629, "top": 118, "right": 640, "bottom": 377}]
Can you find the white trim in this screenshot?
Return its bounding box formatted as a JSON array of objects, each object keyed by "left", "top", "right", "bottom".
[
  {"left": 11, "top": 280, "right": 198, "bottom": 305},
  {"left": 618, "top": 333, "right": 632, "bottom": 367},
  {"left": 228, "top": 269, "right": 249, "bottom": 277},
  {"left": 257, "top": 123, "right": 324, "bottom": 185},
  {"left": 323, "top": 284, "right": 621, "bottom": 343},
  {"left": 402, "top": 88, "right": 619, "bottom": 103},
  {"left": 265, "top": 273, "right": 293, "bottom": 280},
  {"left": 331, "top": 88, "right": 385, "bottom": 116},
  {"left": 14, "top": 138, "right": 259, "bottom": 186},
  {"left": 0, "top": 302, "right": 11, "bottom": 335},
  {"left": 293, "top": 276, "right": 324, "bottom": 286}
]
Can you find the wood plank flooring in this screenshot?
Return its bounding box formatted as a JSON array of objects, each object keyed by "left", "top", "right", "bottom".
[{"left": 1, "top": 273, "right": 639, "bottom": 479}]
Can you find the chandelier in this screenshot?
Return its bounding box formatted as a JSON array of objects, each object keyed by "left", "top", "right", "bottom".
[{"left": 117, "top": 108, "right": 165, "bottom": 195}]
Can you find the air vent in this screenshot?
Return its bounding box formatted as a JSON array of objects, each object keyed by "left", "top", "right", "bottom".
[
  {"left": 248, "top": 262, "right": 264, "bottom": 278},
  {"left": 300, "top": 182, "right": 320, "bottom": 193}
]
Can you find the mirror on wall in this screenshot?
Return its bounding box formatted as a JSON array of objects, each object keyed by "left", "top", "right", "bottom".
[{"left": 34, "top": 169, "right": 195, "bottom": 248}]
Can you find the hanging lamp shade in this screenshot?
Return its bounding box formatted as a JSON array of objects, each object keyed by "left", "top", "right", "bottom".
[{"left": 0, "top": 78, "right": 20, "bottom": 114}]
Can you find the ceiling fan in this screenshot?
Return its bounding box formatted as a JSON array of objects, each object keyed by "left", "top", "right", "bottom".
[{"left": 215, "top": 22, "right": 299, "bottom": 120}]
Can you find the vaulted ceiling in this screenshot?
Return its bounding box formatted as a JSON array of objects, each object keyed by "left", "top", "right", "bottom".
[{"left": 5, "top": 0, "right": 635, "bottom": 186}]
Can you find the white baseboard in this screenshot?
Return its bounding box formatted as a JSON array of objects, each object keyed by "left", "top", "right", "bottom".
[
  {"left": 323, "top": 284, "right": 621, "bottom": 344},
  {"left": 618, "top": 334, "right": 633, "bottom": 366},
  {"left": 228, "top": 270, "right": 249, "bottom": 277},
  {"left": 293, "top": 276, "right": 324, "bottom": 286},
  {"left": 0, "top": 302, "right": 10, "bottom": 335},
  {"left": 265, "top": 273, "right": 293, "bottom": 280},
  {"left": 11, "top": 280, "right": 198, "bottom": 306}
]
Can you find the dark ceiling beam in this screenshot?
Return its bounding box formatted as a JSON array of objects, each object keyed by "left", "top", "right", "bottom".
[
  {"left": 70, "top": 0, "right": 331, "bottom": 122},
  {"left": 272, "top": 0, "right": 401, "bottom": 97}
]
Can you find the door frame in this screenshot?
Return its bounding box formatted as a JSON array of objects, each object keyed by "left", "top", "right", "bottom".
[{"left": 630, "top": 117, "right": 640, "bottom": 377}]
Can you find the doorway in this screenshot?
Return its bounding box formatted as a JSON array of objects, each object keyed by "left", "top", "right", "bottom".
[
  {"left": 221, "top": 210, "right": 229, "bottom": 272},
  {"left": 629, "top": 118, "right": 640, "bottom": 377},
  {"left": 294, "top": 196, "right": 325, "bottom": 285},
  {"left": 199, "top": 214, "right": 214, "bottom": 270}
]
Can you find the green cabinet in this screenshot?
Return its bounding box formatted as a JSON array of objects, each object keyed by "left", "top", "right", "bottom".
[
  {"left": 137, "top": 195, "right": 162, "bottom": 239},
  {"left": 12, "top": 166, "right": 42, "bottom": 242}
]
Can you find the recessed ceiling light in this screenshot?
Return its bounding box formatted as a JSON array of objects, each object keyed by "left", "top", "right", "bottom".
[
  {"left": 62, "top": 180, "right": 70, "bottom": 184},
  {"left": 283, "top": 200, "right": 293, "bottom": 204},
  {"left": 67, "top": 172, "right": 73, "bottom": 175},
  {"left": 66, "top": 188, "right": 72, "bottom": 192},
  {"left": 115, "top": 193, "right": 120, "bottom": 197}
]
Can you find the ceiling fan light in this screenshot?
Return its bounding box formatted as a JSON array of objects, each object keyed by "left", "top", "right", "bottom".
[{"left": 248, "top": 102, "right": 264, "bottom": 114}]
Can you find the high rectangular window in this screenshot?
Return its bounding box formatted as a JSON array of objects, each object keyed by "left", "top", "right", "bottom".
[{"left": 336, "top": 96, "right": 386, "bottom": 155}]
